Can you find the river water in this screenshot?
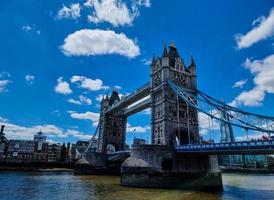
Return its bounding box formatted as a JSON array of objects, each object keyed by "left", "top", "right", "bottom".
[{"left": 0, "top": 172, "right": 273, "bottom": 200}]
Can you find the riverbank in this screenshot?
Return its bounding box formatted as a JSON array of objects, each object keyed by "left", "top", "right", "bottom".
[{"left": 0, "top": 162, "right": 74, "bottom": 172}]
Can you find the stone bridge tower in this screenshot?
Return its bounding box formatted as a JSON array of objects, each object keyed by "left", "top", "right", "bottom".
[
  {"left": 97, "top": 91, "right": 127, "bottom": 153},
  {"left": 150, "top": 42, "right": 199, "bottom": 146}
]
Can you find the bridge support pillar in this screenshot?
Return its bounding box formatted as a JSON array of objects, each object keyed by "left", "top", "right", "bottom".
[
  {"left": 74, "top": 152, "right": 107, "bottom": 175},
  {"left": 121, "top": 145, "right": 222, "bottom": 191}
]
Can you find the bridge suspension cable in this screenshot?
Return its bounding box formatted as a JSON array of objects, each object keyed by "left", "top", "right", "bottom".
[{"left": 167, "top": 80, "right": 274, "bottom": 135}]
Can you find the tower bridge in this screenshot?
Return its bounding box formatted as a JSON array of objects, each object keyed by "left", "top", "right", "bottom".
[{"left": 76, "top": 42, "right": 274, "bottom": 191}]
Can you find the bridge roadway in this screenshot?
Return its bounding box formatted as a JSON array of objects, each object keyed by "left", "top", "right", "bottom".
[
  {"left": 176, "top": 140, "right": 274, "bottom": 155},
  {"left": 107, "top": 140, "right": 274, "bottom": 160},
  {"left": 105, "top": 82, "right": 150, "bottom": 114}
]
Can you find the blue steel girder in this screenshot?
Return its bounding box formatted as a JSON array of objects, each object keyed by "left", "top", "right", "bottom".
[{"left": 167, "top": 80, "right": 274, "bottom": 134}]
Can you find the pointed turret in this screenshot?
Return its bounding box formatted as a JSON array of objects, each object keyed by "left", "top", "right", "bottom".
[
  {"left": 162, "top": 44, "right": 168, "bottom": 57},
  {"left": 190, "top": 55, "right": 196, "bottom": 67},
  {"left": 189, "top": 55, "right": 196, "bottom": 75},
  {"left": 151, "top": 55, "right": 156, "bottom": 66},
  {"left": 169, "top": 40, "right": 176, "bottom": 49}
]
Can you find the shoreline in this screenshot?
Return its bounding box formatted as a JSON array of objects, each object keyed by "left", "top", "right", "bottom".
[{"left": 0, "top": 166, "right": 74, "bottom": 172}]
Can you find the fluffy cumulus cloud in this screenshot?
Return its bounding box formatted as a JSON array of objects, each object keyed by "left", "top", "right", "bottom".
[
  {"left": 67, "top": 95, "right": 92, "bottom": 105},
  {"left": 230, "top": 54, "right": 274, "bottom": 107},
  {"left": 60, "top": 29, "right": 140, "bottom": 58},
  {"left": 71, "top": 75, "right": 109, "bottom": 91},
  {"left": 0, "top": 118, "right": 91, "bottom": 141},
  {"left": 55, "top": 77, "right": 73, "bottom": 95},
  {"left": 57, "top": 3, "right": 81, "bottom": 19},
  {"left": 135, "top": 0, "right": 151, "bottom": 7},
  {"left": 25, "top": 74, "right": 35, "bottom": 84},
  {"left": 232, "top": 79, "right": 248, "bottom": 88},
  {"left": 236, "top": 8, "right": 274, "bottom": 49},
  {"left": 67, "top": 98, "right": 82, "bottom": 105},
  {"left": 0, "top": 71, "right": 11, "bottom": 93},
  {"left": 84, "top": 0, "right": 149, "bottom": 26},
  {"left": 68, "top": 111, "right": 100, "bottom": 127}
]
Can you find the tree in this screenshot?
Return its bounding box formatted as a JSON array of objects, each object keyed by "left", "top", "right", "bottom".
[{"left": 60, "top": 143, "right": 67, "bottom": 162}]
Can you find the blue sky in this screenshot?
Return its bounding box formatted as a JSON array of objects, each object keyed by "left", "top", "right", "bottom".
[{"left": 0, "top": 0, "right": 273, "bottom": 144}]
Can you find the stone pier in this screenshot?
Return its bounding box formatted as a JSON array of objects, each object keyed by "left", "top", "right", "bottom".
[{"left": 121, "top": 144, "right": 223, "bottom": 191}]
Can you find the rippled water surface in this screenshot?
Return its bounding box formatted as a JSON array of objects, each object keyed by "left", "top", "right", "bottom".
[{"left": 0, "top": 171, "right": 274, "bottom": 200}]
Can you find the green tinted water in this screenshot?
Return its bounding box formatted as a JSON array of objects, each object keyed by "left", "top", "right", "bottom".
[{"left": 0, "top": 172, "right": 274, "bottom": 200}]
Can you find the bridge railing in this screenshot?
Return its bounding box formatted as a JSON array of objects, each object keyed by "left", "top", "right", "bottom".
[
  {"left": 107, "top": 150, "right": 131, "bottom": 155},
  {"left": 176, "top": 140, "right": 274, "bottom": 151}
]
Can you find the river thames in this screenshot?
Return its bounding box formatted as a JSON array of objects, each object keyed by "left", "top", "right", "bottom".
[{"left": 0, "top": 172, "right": 274, "bottom": 200}]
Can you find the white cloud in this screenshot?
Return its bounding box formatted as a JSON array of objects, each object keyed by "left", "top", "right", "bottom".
[
  {"left": 52, "top": 110, "right": 61, "bottom": 117},
  {"left": 79, "top": 95, "right": 92, "bottom": 105},
  {"left": 84, "top": 0, "right": 138, "bottom": 27},
  {"left": 57, "top": 3, "right": 81, "bottom": 19},
  {"left": 198, "top": 111, "right": 219, "bottom": 136},
  {"left": 230, "top": 54, "right": 274, "bottom": 107},
  {"left": 0, "top": 80, "right": 11, "bottom": 93},
  {"left": 0, "top": 121, "right": 91, "bottom": 141},
  {"left": 67, "top": 98, "right": 82, "bottom": 105},
  {"left": 0, "top": 116, "right": 8, "bottom": 123},
  {"left": 25, "top": 74, "right": 35, "bottom": 84},
  {"left": 232, "top": 79, "right": 248, "bottom": 88},
  {"left": 141, "top": 58, "right": 151, "bottom": 65},
  {"left": 236, "top": 8, "right": 274, "bottom": 49},
  {"left": 22, "top": 25, "right": 40, "bottom": 35},
  {"left": 0, "top": 71, "right": 11, "bottom": 93},
  {"left": 96, "top": 94, "right": 105, "bottom": 102},
  {"left": 55, "top": 77, "right": 73, "bottom": 95},
  {"left": 113, "top": 85, "right": 122, "bottom": 90},
  {"left": 127, "top": 123, "right": 150, "bottom": 133},
  {"left": 71, "top": 75, "right": 109, "bottom": 91},
  {"left": 135, "top": 0, "right": 151, "bottom": 7},
  {"left": 60, "top": 29, "right": 140, "bottom": 58},
  {"left": 68, "top": 111, "right": 100, "bottom": 127},
  {"left": 67, "top": 95, "right": 92, "bottom": 106},
  {"left": 22, "top": 25, "right": 32, "bottom": 32}
]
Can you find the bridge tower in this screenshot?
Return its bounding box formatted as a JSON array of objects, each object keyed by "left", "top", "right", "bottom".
[
  {"left": 150, "top": 42, "right": 199, "bottom": 146},
  {"left": 97, "top": 91, "right": 127, "bottom": 153},
  {"left": 121, "top": 42, "right": 222, "bottom": 191}
]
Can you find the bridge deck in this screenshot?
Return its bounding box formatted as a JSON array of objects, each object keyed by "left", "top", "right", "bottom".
[
  {"left": 176, "top": 140, "right": 274, "bottom": 155},
  {"left": 105, "top": 82, "right": 150, "bottom": 114}
]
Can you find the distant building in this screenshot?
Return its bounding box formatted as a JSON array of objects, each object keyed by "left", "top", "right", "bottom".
[
  {"left": 124, "top": 144, "right": 130, "bottom": 150},
  {"left": 0, "top": 125, "right": 8, "bottom": 161},
  {"left": 6, "top": 140, "right": 35, "bottom": 163},
  {"left": 218, "top": 155, "right": 274, "bottom": 169},
  {"left": 133, "top": 138, "right": 146, "bottom": 145},
  {"left": 33, "top": 131, "right": 48, "bottom": 163},
  {"left": 33, "top": 131, "right": 46, "bottom": 143},
  {"left": 48, "top": 143, "right": 61, "bottom": 162}
]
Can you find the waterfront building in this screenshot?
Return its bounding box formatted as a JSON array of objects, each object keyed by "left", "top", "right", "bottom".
[
  {"left": 33, "top": 131, "right": 47, "bottom": 143},
  {"left": 218, "top": 155, "right": 274, "bottom": 169},
  {"left": 48, "top": 143, "right": 62, "bottom": 162},
  {"left": 33, "top": 131, "right": 48, "bottom": 163},
  {"left": 6, "top": 140, "right": 35, "bottom": 163},
  {"left": 0, "top": 125, "right": 8, "bottom": 162},
  {"left": 133, "top": 138, "right": 146, "bottom": 145}
]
